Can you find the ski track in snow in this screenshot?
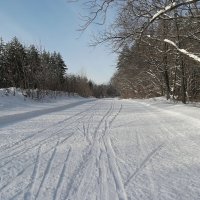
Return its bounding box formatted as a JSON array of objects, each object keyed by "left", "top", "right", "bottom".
[
  {"left": 53, "top": 147, "right": 71, "bottom": 200},
  {"left": 0, "top": 101, "right": 99, "bottom": 155},
  {"left": 24, "top": 146, "right": 41, "bottom": 200},
  {"left": 1, "top": 98, "right": 200, "bottom": 199},
  {"left": 0, "top": 102, "right": 99, "bottom": 170},
  {"left": 34, "top": 140, "right": 59, "bottom": 199}
]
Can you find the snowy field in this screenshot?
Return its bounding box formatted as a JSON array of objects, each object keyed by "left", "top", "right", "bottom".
[{"left": 1, "top": 92, "right": 200, "bottom": 199}]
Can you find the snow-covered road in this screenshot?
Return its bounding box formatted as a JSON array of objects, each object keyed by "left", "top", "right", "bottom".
[{"left": 1, "top": 98, "right": 200, "bottom": 200}]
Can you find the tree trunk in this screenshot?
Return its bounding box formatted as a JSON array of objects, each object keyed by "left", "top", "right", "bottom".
[
  {"left": 174, "top": 11, "right": 187, "bottom": 104},
  {"left": 180, "top": 58, "right": 187, "bottom": 103},
  {"left": 162, "top": 20, "right": 171, "bottom": 100}
]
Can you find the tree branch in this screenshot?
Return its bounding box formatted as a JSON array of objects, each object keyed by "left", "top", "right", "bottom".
[{"left": 164, "top": 38, "right": 200, "bottom": 63}]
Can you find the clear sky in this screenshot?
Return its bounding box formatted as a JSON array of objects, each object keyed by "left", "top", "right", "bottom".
[{"left": 0, "top": 0, "right": 117, "bottom": 84}]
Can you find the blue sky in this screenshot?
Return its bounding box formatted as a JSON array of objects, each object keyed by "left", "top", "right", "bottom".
[{"left": 0, "top": 0, "right": 117, "bottom": 84}]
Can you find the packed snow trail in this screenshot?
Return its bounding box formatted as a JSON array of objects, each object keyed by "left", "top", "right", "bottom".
[
  {"left": 0, "top": 99, "right": 94, "bottom": 127},
  {"left": 1, "top": 98, "right": 200, "bottom": 199}
]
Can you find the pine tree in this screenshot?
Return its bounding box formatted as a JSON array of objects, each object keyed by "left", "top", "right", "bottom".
[
  {"left": 0, "top": 38, "right": 5, "bottom": 87},
  {"left": 26, "top": 44, "right": 41, "bottom": 89},
  {"left": 4, "top": 37, "right": 27, "bottom": 89}
]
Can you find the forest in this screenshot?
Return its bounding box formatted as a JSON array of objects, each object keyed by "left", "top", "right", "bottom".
[
  {"left": 0, "top": 37, "right": 118, "bottom": 99},
  {"left": 2, "top": 1, "right": 200, "bottom": 103},
  {"left": 78, "top": 0, "right": 200, "bottom": 103}
]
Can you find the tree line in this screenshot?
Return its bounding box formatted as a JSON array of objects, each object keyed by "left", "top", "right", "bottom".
[
  {"left": 77, "top": 0, "right": 200, "bottom": 103},
  {"left": 0, "top": 36, "right": 117, "bottom": 98},
  {"left": 0, "top": 37, "right": 66, "bottom": 92}
]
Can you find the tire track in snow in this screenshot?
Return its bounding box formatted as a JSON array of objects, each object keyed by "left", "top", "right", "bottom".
[
  {"left": 109, "top": 104, "right": 122, "bottom": 127},
  {"left": 97, "top": 102, "right": 122, "bottom": 199},
  {"left": 64, "top": 102, "right": 115, "bottom": 200},
  {"left": 122, "top": 104, "right": 164, "bottom": 199},
  {"left": 93, "top": 102, "right": 114, "bottom": 141},
  {"left": 99, "top": 103, "right": 126, "bottom": 200},
  {"left": 101, "top": 104, "right": 128, "bottom": 200},
  {"left": 0, "top": 133, "right": 58, "bottom": 170},
  {"left": 0, "top": 101, "right": 98, "bottom": 156},
  {"left": 0, "top": 99, "right": 96, "bottom": 128},
  {"left": 0, "top": 114, "right": 80, "bottom": 161},
  {"left": 0, "top": 130, "right": 64, "bottom": 167},
  {"left": 0, "top": 166, "right": 27, "bottom": 193},
  {"left": 2, "top": 100, "right": 122, "bottom": 200},
  {"left": 0, "top": 157, "right": 41, "bottom": 198},
  {"left": 58, "top": 102, "right": 101, "bottom": 147},
  {"left": 82, "top": 109, "right": 95, "bottom": 144},
  {"left": 34, "top": 141, "right": 59, "bottom": 200},
  {"left": 0, "top": 157, "right": 40, "bottom": 195},
  {"left": 0, "top": 107, "right": 97, "bottom": 197},
  {"left": 143, "top": 102, "right": 200, "bottom": 149},
  {"left": 8, "top": 184, "right": 29, "bottom": 200},
  {"left": 98, "top": 102, "right": 126, "bottom": 200},
  {"left": 53, "top": 147, "right": 71, "bottom": 200},
  {"left": 0, "top": 127, "right": 77, "bottom": 197},
  {"left": 72, "top": 148, "right": 99, "bottom": 200},
  {"left": 0, "top": 103, "right": 98, "bottom": 169},
  {"left": 0, "top": 101, "right": 104, "bottom": 200},
  {"left": 98, "top": 149, "right": 109, "bottom": 200},
  {"left": 124, "top": 140, "right": 164, "bottom": 187},
  {"left": 1, "top": 132, "right": 73, "bottom": 199},
  {"left": 75, "top": 110, "right": 94, "bottom": 144},
  {"left": 63, "top": 147, "right": 96, "bottom": 200},
  {"left": 0, "top": 101, "right": 98, "bottom": 154},
  {"left": 103, "top": 135, "right": 128, "bottom": 200},
  {"left": 24, "top": 146, "right": 41, "bottom": 200}
]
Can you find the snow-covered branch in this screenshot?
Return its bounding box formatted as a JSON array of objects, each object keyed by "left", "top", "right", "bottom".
[
  {"left": 142, "top": 0, "right": 200, "bottom": 33},
  {"left": 164, "top": 39, "right": 200, "bottom": 63},
  {"left": 150, "top": 0, "right": 199, "bottom": 24}
]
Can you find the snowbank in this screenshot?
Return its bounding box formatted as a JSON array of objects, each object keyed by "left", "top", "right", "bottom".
[{"left": 0, "top": 88, "right": 85, "bottom": 117}]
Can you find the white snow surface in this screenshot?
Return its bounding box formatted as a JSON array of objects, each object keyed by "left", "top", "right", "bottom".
[
  {"left": 0, "top": 88, "right": 86, "bottom": 117},
  {"left": 1, "top": 93, "right": 200, "bottom": 200}
]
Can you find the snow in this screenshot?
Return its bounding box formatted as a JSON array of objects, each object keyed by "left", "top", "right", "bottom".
[
  {"left": 0, "top": 88, "right": 86, "bottom": 117},
  {"left": 150, "top": 0, "right": 199, "bottom": 23},
  {"left": 1, "top": 92, "right": 200, "bottom": 199},
  {"left": 164, "top": 39, "right": 200, "bottom": 63},
  {"left": 150, "top": 2, "right": 176, "bottom": 23}
]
